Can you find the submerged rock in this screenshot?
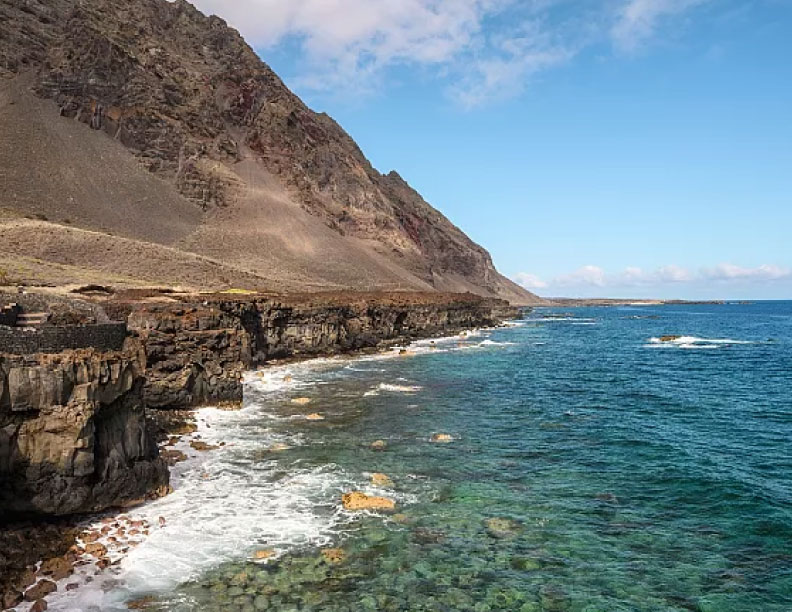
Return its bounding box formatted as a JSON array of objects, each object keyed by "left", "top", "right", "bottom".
[
  {"left": 253, "top": 550, "right": 276, "bottom": 561},
  {"left": 370, "top": 473, "right": 393, "bottom": 488},
  {"left": 291, "top": 397, "right": 311, "bottom": 405},
  {"left": 126, "top": 595, "right": 158, "bottom": 609},
  {"left": 190, "top": 440, "right": 220, "bottom": 452},
  {"left": 485, "top": 517, "right": 522, "bottom": 538},
  {"left": 342, "top": 492, "right": 396, "bottom": 512},
  {"left": 160, "top": 449, "right": 188, "bottom": 465},
  {"left": 320, "top": 548, "right": 345, "bottom": 564},
  {"left": 305, "top": 413, "right": 325, "bottom": 421},
  {"left": 370, "top": 440, "right": 388, "bottom": 451},
  {"left": 659, "top": 335, "right": 682, "bottom": 342}
]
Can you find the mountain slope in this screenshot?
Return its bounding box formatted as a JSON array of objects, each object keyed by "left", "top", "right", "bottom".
[{"left": 0, "top": 0, "right": 540, "bottom": 304}]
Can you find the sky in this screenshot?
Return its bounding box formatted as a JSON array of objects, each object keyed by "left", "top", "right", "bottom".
[{"left": 190, "top": 0, "right": 792, "bottom": 299}]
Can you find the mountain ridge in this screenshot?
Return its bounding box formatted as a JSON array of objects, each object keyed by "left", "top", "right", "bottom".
[{"left": 0, "top": 0, "right": 542, "bottom": 305}]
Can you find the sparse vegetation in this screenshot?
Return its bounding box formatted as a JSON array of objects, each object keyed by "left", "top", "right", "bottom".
[{"left": 0, "top": 267, "right": 17, "bottom": 286}]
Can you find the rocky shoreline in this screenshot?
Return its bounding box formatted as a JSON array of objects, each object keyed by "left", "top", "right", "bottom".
[{"left": 0, "top": 290, "right": 520, "bottom": 610}]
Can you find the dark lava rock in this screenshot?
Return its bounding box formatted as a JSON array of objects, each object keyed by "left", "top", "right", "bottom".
[{"left": 24, "top": 580, "right": 56, "bottom": 602}]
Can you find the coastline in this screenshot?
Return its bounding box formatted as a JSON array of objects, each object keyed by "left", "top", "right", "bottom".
[{"left": 0, "top": 307, "right": 519, "bottom": 612}]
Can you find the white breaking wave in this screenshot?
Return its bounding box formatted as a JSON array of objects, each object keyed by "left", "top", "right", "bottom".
[
  {"left": 478, "top": 339, "right": 516, "bottom": 346},
  {"left": 531, "top": 317, "right": 598, "bottom": 323},
  {"left": 375, "top": 383, "right": 423, "bottom": 393},
  {"left": 646, "top": 336, "right": 756, "bottom": 350},
  {"left": 43, "top": 327, "right": 496, "bottom": 611}
]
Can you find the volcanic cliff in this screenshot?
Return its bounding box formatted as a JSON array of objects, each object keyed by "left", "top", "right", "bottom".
[{"left": 0, "top": 0, "right": 540, "bottom": 305}]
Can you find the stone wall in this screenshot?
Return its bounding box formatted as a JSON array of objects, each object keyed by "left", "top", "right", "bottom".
[
  {"left": 0, "top": 323, "right": 128, "bottom": 355},
  {"left": 0, "top": 339, "right": 169, "bottom": 520},
  {"left": 0, "top": 292, "right": 109, "bottom": 325},
  {"left": 127, "top": 294, "right": 519, "bottom": 409},
  {"left": 0, "top": 304, "right": 20, "bottom": 327}
]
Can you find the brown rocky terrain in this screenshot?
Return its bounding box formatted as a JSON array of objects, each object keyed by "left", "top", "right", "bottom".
[
  {"left": 0, "top": 0, "right": 541, "bottom": 305},
  {"left": 0, "top": 339, "right": 169, "bottom": 521},
  {"left": 119, "top": 291, "right": 518, "bottom": 409}
]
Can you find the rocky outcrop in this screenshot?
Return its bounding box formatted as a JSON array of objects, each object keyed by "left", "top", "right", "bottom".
[
  {"left": 125, "top": 292, "right": 518, "bottom": 409},
  {"left": 0, "top": 340, "right": 168, "bottom": 520}
]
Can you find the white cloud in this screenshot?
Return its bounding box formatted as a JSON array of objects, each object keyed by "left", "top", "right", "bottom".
[
  {"left": 514, "top": 263, "right": 790, "bottom": 294},
  {"left": 701, "top": 263, "right": 791, "bottom": 282},
  {"left": 655, "top": 264, "right": 693, "bottom": 282},
  {"left": 514, "top": 272, "right": 548, "bottom": 289},
  {"left": 611, "top": 0, "right": 708, "bottom": 52},
  {"left": 186, "top": 0, "right": 708, "bottom": 105},
  {"left": 554, "top": 265, "right": 608, "bottom": 287},
  {"left": 190, "top": 0, "right": 509, "bottom": 99}
]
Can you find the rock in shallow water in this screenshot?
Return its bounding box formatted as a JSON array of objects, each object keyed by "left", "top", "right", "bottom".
[
  {"left": 24, "top": 579, "right": 56, "bottom": 602},
  {"left": 253, "top": 550, "right": 276, "bottom": 561},
  {"left": 320, "top": 548, "right": 345, "bottom": 564},
  {"left": 370, "top": 473, "right": 393, "bottom": 488},
  {"left": 485, "top": 517, "right": 522, "bottom": 538},
  {"left": 342, "top": 492, "right": 396, "bottom": 512}
]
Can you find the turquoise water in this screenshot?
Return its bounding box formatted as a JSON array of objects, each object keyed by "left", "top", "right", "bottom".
[{"left": 56, "top": 302, "right": 792, "bottom": 611}]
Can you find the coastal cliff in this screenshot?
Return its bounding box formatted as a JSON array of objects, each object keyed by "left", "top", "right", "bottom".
[
  {"left": 0, "top": 339, "right": 169, "bottom": 521},
  {"left": 124, "top": 292, "right": 518, "bottom": 409},
  {"left": 1, "top": 292, "right": 518, "bottom": 520}
]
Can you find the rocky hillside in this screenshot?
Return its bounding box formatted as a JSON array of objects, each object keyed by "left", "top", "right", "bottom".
[{"left": 0, "top": 0, "right": 540, "bottom": 304}]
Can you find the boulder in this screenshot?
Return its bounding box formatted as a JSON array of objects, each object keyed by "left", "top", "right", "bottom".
[
  {"left": 24, "top": 580, "right": 56, "bottom": 602},
  {"left": 342, "top": 491, "right": 395, "bottom": 512},
  {"left": 84, "top": 542, "right": 107, "bottom": 558},
  {"left": 431, "top": 434, "right": 454, "bottom": 443},
  {"left": 30, "top": 599, "right": 48, "bottom": 612},
  {"left": 253, "top": 550, "right": 275, "bottom": 561},
  {"left": 2, "top": 590, "right": 23, "bottom": 610},
  {"left": 370, "top": 440, "right": 387, "bottom": 451},
  {"left": 39, "top": 556, "right": 73, "bottom": 581},
  {"left": 320, "top": 548, "right": 345, "bottom": 564},
  {"left": 189, "top": 440, "right": 220, "bottom": 452}
]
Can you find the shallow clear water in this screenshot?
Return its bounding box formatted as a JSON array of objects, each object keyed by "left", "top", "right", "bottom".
[{"left": 52, "top": 302, "right": 792, "bottom": 612}]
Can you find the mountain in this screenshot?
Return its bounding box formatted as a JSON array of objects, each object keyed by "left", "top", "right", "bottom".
[{"left": 0, "top": 0, "right": 541, "bottom": 305}]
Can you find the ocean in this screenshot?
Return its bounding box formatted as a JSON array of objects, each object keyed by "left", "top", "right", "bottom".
[{"left": 49, "top": 302, "right": 792, "bottom": 612}]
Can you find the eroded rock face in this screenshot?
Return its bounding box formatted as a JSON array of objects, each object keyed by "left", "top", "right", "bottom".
[
  {"left": 127, "top": 294, "right": 517, "bottom": 409},
  {"left": 0, "top": 340, "right": 169, "bottom": 519}
]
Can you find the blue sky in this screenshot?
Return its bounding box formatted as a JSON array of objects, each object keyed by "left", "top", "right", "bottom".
[{"left": 191, "top": 0, "right": 791, "bottom": 299}]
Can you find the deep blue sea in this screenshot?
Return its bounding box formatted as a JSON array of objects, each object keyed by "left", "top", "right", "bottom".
[{"left": 54, "top": 302, "right": 792, "bottom": 612}]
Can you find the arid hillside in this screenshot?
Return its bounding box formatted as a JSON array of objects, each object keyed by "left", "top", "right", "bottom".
[{"left": 0, "top": 0, "right": 541, "bottom": 305}]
